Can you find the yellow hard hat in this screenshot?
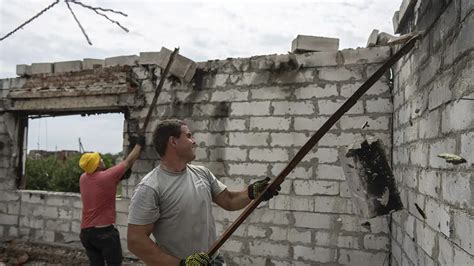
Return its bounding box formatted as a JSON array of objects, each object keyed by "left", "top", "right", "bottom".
[{"left": 79, "top": 152, "right": 101, "bottom": 174}]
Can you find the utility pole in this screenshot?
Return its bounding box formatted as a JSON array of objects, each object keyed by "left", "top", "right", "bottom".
[{"left": 78, "top": 138, "right": 85, "bottom": 153}]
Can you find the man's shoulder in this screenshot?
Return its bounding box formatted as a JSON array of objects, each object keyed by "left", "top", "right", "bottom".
[
  {"left": 187, "top": 164, "right": 210, "bottom": 175},
  {"left": 138, "top": 167, "right": 161, "bottom": 188}
]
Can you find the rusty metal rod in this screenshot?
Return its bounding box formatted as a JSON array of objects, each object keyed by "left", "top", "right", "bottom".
[
  {"left": 141, "top": 47, "right": 179, "bottom": 133},
  {"left": 208, "top": 34, "right": 421, "bottom": 256}
]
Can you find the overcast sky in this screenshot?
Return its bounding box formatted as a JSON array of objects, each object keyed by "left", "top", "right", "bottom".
[{"left": 0, "top": 0, "right": 401, "bottom": 154}]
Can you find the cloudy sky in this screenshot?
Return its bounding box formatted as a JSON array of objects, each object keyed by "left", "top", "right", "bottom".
[{"left": 0, "top": 0, "right": 401, "bottom": 154}]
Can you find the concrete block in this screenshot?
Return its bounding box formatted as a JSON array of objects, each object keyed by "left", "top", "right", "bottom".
[
  {"left": 419, "top": 110, "right": 440, "bottom": 139},
  {"left": 228, "top": 132, "right": 269, "bottom": 146},
  {"left": 313, "top": 196, "right": 353, "bottom": 214},
  {"left": 269, "top": 195, "right": 313, "bottom": 211},
  {"left": 452, "top": 209, "right": 474, "bottom": 255},
  {"left": 339, "top": 249, "right": 386, "bottom": 265},
  {"left": 409, "top": 143, "right": 428, "bottom": 167},
  {"left": 251, "top": 86, "right": 291, "bottom": 100},
  {"left": 208, "top": 118, "right": 246, "bottom": 132},
  {"left": 294, "top": 51, "right": 338, "bottom": 67},
  {"left": 156, "top": 47, "right": 197, "bottom": 82},
  {"left": 31, "top": 63, "right": 53, "bottom": 74},
  {"left": 231, "top": 101, "right": 270, "bottom": 116},
  {"left": 193, "top": 132, "right": 226, "bottom": 146},
  {"left": 273, "top": 69, "right": 314, "bottom": 84},
  {"left": 270, "top": 132, "right": 307, "bottom": 147},
  {"left": 441, "top": 100, "right": 474, "bottom": 133},
  {"left": 418, "top": 170, "right": 440, "bottom": 198},
  {"left": 237, "top": 72, "right": 270, "bottom": 86},
  {"left": 318, "top": 99, "right": 364, "bottom": 115},
  {"left": 249, "top": 148, "right": 288, "bottom": 162},
  {"left": 105, "top": 55, "right": 138, "bottom": 67},
  {"left": 319, "top": 67, "right": 362, "bottom": 81},
  {"left": 16, "top": 64, "right": 31, "bottom": 76},
  {"left": 339, "top": 116, "right": 389, "bottom": 130},
  {"left": 293, "top": 117, "right": 328, "bottom": 131},
  {"left": 438, "top": 233, "right": 474, "bottom": 265},
  {"left": 293, "top": 245, "right": 334, "bottom": 263},
  {"left": 293, "top": 211, "right": 332, "bottom": 229},
  {"left": 272, "top": 101, "right": 315, "bottom": 115},
  {"left": 366, "top": 98, "right": 393, "bottom": 113},
  {"left": 209, "top": 147, "right": 247, "bottom": 161},
  {"left": 461, "top": 0, "right": 474, "bottom": 22},
  {"left": 461, "top": 131, "right": 473, "bottom": 165},
  {"left": 425, "top": 197, "right": 450, "bottom": 236},
  {"left": 294, "top": 180, "right": 339, "bottom": 196},
  {"left": 341, "top": 46, "right": 391, "bottom": 65},
  {"left": 250, "top": 117, "right": 291, "bottom": 130},
  {"left": 364, "top": 234, "right": 389, "bottom": 250},
  {"left": 316, "top": 164, "right": 345, "bottom": 180},
  {"left": 393, "top": 11, "right": 400, "bottom": 33},
  {"left": 249, "top": 208, "right": 291, "bottom": 225},
  {"left": 442, "top": 172, "right": 471, "bottom": 206},
  {"left": 54, "top": 60, "right": 82, "bottom": 73},
  {"left": 291, "top": 35, "right": 339, "bottom": 53},
  {"left": 249, "top": 240, "right": 289, "bottom": 258},
  {"left": 83, "top": 58, "right": 104, "bottom": 70},
  {"left": 295, "top": 84, "right": 338, "bottom": 99},
  {"left": 139, "top": 52, "right": 160, "bottom": 65},
  {"left": 210, "top": 89, "right": 248, "bottom": 102},
  {"left": 367, "top": 29, "right": 379, "bottom": 47}
]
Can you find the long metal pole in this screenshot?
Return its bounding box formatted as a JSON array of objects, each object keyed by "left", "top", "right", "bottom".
[{"left": 208, "top": 34, "right": 421, "bottom": 256}]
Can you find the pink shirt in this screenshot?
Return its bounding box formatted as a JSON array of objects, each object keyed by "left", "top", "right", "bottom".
[{"left": 80, "top": 162, "right": 126, "bottom": 229}]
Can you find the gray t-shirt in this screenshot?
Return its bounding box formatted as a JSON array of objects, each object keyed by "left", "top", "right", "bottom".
[{"left": 128, "top": 164, "right": 227, "bottom": 259}]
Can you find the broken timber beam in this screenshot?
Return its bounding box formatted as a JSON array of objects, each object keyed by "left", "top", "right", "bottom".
[{"left": 207, "top": 33, "right": 422, "bottom": 257}]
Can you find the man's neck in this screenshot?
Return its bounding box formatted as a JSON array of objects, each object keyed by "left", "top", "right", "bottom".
[{"left": 159, "top": 159, "right": 187, "bottom": 173}]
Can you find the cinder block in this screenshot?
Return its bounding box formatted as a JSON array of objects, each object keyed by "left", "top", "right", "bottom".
[
  {"left": 319, "top": 67, "right": 362, "bottom": 81},
  {"left": 228, "top": 163, "right": 268, "bottom": 176},
  {"left": 105, "top": 55, "right": 138, "bottom": 67},
  {"left": 139, "top": 52, "right": 160, "bottom": 65},
  {"left": 54, "top": 60, "right": 82, "bottom": 73},
  {"left": 272, "top": 101, "right": 315, "bottom": 115},
  {"left": 367, "top": 29, "right": 379, "bottom": 47},
  {"left": 249, "top": 117, "right": 291, "bottom": 130},
  {"left": 31, "top": 63, "right": 53, "bottom": 74},
  {"left": 393, "top": 11, "right": 400, "bottom": 33},
  {"left": 293, "top": 245, "right": 334, "bottom": 262},
  {"left": 156, "top": 47, "right": 197, "bottom": 82},
  {"left": 16, "top": 64, "right": 31, "bottom": 76},
  {"left": 231, "top": 102, "right": 270, "bottom": 116},
  {"left": 249, "top": 148, "right": 288, "bottom": 162},
  {"left": 291, "top": 35, "right": 339, "bottom": 53},
  {"left": 251, "top": 86, "right": 291, "bottom": 100},
  {"left": 83, "top": 58, "right": 104, "bottom": 70}
]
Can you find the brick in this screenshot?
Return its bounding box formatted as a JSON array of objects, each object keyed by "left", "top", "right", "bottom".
[
  {"left": 425, "top": 198, "right": 450, "bottom": 236},
  {"left": 208, "top": 118, "right": 246, "bottom": 132},
  {"left": 366, "top": 98, "right": 393, "bottom": 113},
  {"left": 342, "top": 46, "right": 391, "bottom": 64},
  {"left": 293, "top": 245, "right": 335, "bottom": 263},
  {"left": 105, "top": 55, "right": 138, "bottom": 67},
  {"left": 82, "top": 58, "right": 104, "bottom": 70},
  {"left": 193, "top": 133, "right": 226, "bottom": 146},
  {"left": 452, "top": 209, "right": 474, "bottom": 255},
  {"left": 270, "top": 132, "right": 307, "bottom": 147},
  {"left": 249, "top": 240, "right": 290, "bottom": 258},
  {"left": 441, "top": 100, "right": 474, "bottom": 133},
  {"left": 251, "top": 86, "right": 291, "bottom": 100},
  {"left": 293, "top": 180, "right": 339, "bottom": 196},
  {"left": 228, "top": 163, "right": 268, "bottom": 176},
  {"left": 461, "top": 131, "right": 473, "bottom": 165},
  {"left": 339, "top": 116, "right": 389, "bottom": 130},
  {"left": 293, "top": 211, "right": 332, "bottom": 229},
  {"left": 210, "top": 89, "right": 248, "bottom": 102},
  {"left": 318, "top": 99, "right": 363, "bottom": 115},
  {"left": 419, "top": 110, "right": 440, "bottom": 139},
  {"left": 428, "top": 72, "right": 453, "bottom": 110},
  {"left": 442, "top": 172, "right": 471, "bottom": 206},
  {"left": 155, "top": 47, "right": 197, "bottom": 82},
  {"left": 338, "top": 249, "right": 386, "bottom": 265},
  {"left": 274, "top": 69, "right": 314, "bottom": 84},
  {"left": 229, "top": 132, "right": 268, "bottom": 146},
  {"left": 31, "top": 63, "right": 53, "bottom": 74},
  {"left": 54, "top": 60, "right": 82, "bottom": 73},
  {"left": 231, "top": 101, "right": 270, "bottom": 116},
  {"left": 294, "top": 51, "right": 338, "bottom": 67},
  {"left": 294, "top": 117, "right": 329, "bottom": 131},
  {"left": 291, "top": 35, "right": 339, "bottom": 53},
  {"left": 16, "top": 64, "right": 31, "bottom": 76},
  {"left": 418, "top": 170, "right": 441, "bottom": 198},
  {"left": 295, "top": 84, "right": 338, "bottom": 99},
  {"left": 272, "top": 101, "right": 315, "bottom": 115},
  {"left": 319, "top": 67, "right": 362, "bottom": 81},
  {"left": 269, "top": 195, "right": 313, "bottom": 211},
  {"left": 428, "top": 138, "right": 456, "bottom": 168},
  {"left": 250, "top": 117, "right": 291, "bottom": 131},
  {"left": 313, "top": 196, "right": 353, "bottom": 214},
  {"left": 249, "top": 148, "right": 288, "bottom": 162},
  {"left": 209, "top": 147, "right": 247, "bottom": 161},
  {"left": 364, "top": 234, "right": 389, "bottom": 250}
]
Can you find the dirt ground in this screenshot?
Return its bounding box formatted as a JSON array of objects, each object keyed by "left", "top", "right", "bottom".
[{"left": 0, "top": 240, "right": 142, "bottom": 265}]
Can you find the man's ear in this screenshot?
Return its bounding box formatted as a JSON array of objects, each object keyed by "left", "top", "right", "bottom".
[{"left": 169, "top": 136, "right": 177, "bottom": 147}]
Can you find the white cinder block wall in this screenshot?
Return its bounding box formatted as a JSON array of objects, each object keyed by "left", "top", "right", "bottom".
[{"left": 390, "top": 0, "right": 473, "bottom": 265}]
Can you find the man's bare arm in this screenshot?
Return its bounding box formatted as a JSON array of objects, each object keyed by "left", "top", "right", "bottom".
[
  {"left": 213, "top": 189, "right": 251, "bottom": 211},
  {"left": 127, "top": 223, "right": 180, "bottom": 265},
  {"left": 123, "top": 144, "right": 142, "bottom": 170}
]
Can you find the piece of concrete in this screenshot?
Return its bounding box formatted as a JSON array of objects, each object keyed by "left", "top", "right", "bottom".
[
  {"left": 105, "top": 55, "right": 138, "bottom": 67},
  {"left": 367, "top": 29, "right": 379, "bottom": 47},
  {"left": 16, "top": 65, "right": 31, "bottom": 77},
  {"left": 31, "top": 63, "right": 53, "bottom": 75},
  {"left": 156, "top": 47, "right": 197, "bottom": 83},
  {"left": 139, "top": 52, "right": 161, "bottom": 65},
  {"left": 393, "top": 11, "right": 400, "bottom": 33},
  {"left": 291, "top": 35, "right": 339, "bottom": 53},
  {"left": 83, "top": 59, "right": 105, "bottom": 70},
  {"left": 54, "top": 60, "right": 82, "bottom": 73}
]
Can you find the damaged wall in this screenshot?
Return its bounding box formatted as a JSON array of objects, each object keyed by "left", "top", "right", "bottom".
[
  {"left": 391, "top": 0, "right": 473, "bottom": 265},
  {"left": 0, "top": 43, "right": 394, "bottom": 265}
]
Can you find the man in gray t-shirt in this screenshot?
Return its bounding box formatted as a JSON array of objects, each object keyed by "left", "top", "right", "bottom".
[{"left": 127, "top": 119, "right": 279, "bottom": 266}]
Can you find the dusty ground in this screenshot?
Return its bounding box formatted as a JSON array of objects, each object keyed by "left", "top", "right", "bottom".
[{"left": 0, "top": 240, "right": 142, "bottom": 265}]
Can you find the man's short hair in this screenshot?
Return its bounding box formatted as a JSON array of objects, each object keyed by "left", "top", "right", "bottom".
[{"left": 153, "top": 119, "right": 186, "bottom": 156}]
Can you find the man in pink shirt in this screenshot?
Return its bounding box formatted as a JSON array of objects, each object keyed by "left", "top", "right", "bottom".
[{"left": 79, "top": 135, "right": 144, "bottom": 266}]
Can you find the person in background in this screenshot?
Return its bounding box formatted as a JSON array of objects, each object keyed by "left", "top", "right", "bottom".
[
  {"left": 127, "top": 119, "right": 280, "bottom": 266},
  {"left": 79, "top": 134, "right": 145, "bottom": 266}
]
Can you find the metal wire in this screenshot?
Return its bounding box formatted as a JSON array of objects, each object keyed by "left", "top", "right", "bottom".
[
  {"left": 69, "top": 0, "right": 129, "bottom": 32},
  {"left": 0, "top": 0, "right": 61, "bottom": 41},
  {"left": 65, "top": 0, "right": 92, "bottom": 45}
]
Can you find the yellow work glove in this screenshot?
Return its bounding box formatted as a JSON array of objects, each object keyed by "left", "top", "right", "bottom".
[
  {"left": 248, "top": 177, "right": 280, "bottom": 201},
  {"left": 180, "top": 252, "right": 210, "bottom": 266}
]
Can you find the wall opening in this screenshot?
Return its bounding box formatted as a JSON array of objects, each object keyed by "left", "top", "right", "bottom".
[{"left": 20, "top": 113, "right": 125, "bottom": 193}]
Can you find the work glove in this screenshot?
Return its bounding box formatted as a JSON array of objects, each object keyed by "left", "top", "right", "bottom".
[
  {"left": 179, "top": 252, "right": 210, "bottom": 266},
  {"left": 248, "top": 177, "right": 281, "bottom": 201},
  {"left": 128, "top": 133, "right": 146, "bottom": 147}
]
